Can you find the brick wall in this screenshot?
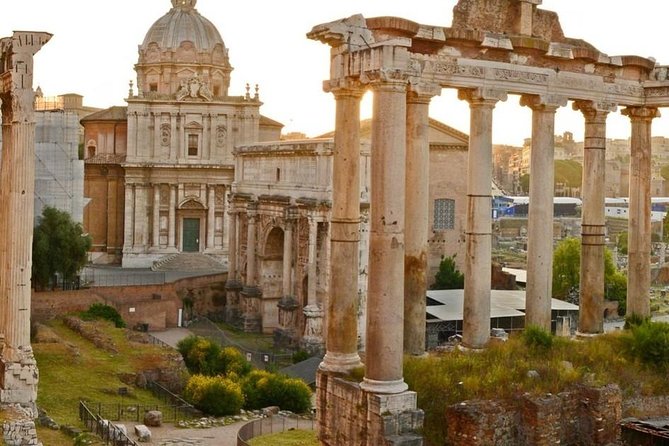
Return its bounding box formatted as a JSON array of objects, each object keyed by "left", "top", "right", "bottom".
[
  {"left": 445, "top": 385, "right": 622, "bottom": 446},
  {"left": 31, "top": 273, "right": 226, "bottom": 331}
]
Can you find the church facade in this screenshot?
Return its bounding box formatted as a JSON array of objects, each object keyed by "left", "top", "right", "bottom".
[{"left": 83, "top": 0, "right": 282, "bottom": 267}]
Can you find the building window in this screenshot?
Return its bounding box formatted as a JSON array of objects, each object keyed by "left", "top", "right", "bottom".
[
  {"left": 434, "top": 198, "right": 455, "bottom": 230},
  {"left": 276, "top": 168, "right": 281, "bottom": 182},
  {"left": 149, "top": 83, "right": 158, "bottom": 92},
  {"left": 87, "top": 146, "right": 96, "bottom": 158},
  {"left": 188, "top": 134, "right": 199, "bottom": 156}
]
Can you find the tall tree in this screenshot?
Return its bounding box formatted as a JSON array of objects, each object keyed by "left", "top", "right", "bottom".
[
  {"left": 431, "top": 254, "right": 465, "bottom": 290},
  {"left": 32, "top": 206, "right": 91, "bottom": 290}
]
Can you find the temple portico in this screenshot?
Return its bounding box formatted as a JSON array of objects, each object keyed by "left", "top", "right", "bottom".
[{"left": 309, "top": 1, "right": 669, "bottom": 443}]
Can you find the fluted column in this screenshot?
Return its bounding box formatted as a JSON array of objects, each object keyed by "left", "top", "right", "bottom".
[
  {"left": 458, "top": 88, "right": 507, "bottom": 349},
  {"left": 225, "top": 206, "right": 242, "bottom": 324},
  {"left": 360, "top": 75, "right": 409, "bottom": 395},
  {"left": 307, "top": 217, "right": 318, "bottom": 306},
  {"left": 152, "top": 184, "right": 161, "bottom": 248},
  {"left": 623, "top": 106, "right": 660, "bottom": 318},
  {"left": 573, "top": 100, "right": 615, "bottom": 335},
  {"left": 207, "top": 185, "right": 216, "bottom": 250},
  {"left": 320, "top": 84, "right": 364, "bottom": 373},
  {"left": 282, "top": 215, "right": 294, "bottom": 298},
  {"left": 242, "top": 202, "right": 261, "bottom": 332},
  {"left": 404, "top": 85, "right": 439, "bottom": 356},
  {"left": 227, "top": 209, "right": 239, "bottom": 282},
  {"left": 168, "top": 185, "right": 176, "bottom": 249},
  {"left": 521, "top": 95, "right": 566, "bottom": 331}
]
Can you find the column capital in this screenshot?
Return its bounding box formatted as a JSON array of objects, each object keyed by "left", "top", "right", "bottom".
[
  {"left": 407, "top": 81, "right": 441, "bottom": 104},
  {"left": 325, "top": 79, "right": 365, "bottom": 97},
  {"left": 520, "top": 94, "right": 567, "bottom": 111},
  {"left": 247, "top": 201, "right": 259, "bottom": 218},
  {"left": 458, "top": 88, "right": 507, "bottom": 106},
  {"left": 284, "top": 205, "right": 299, "bottom": 222},
  {"left": 622, "top": 106, "right": 661, "bottom": 121},
  {"left": 363, "top": 69, "right": 410, "bottom": 90},
  {"left": 572, "top": 100, "right": 617, "bottom": 122}
]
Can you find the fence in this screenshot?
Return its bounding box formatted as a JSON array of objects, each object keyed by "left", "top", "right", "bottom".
[
  {"left": 146, "top": 380, "right": 202, "bottom": 419},
  {"left": 81, "top": 397, "right": 199, "bottom": 424},
  {"left": 79, "top": 401, "right": 139, "bottom": 446},
  {"left": 79, "top": 269, "right": 167, "bottom": 287},
  {"left": 237, "top": 414, "right": 316, "bottom": 446},
  {"left": 188, "top": 317, "right": 293, "bottom": 369}
]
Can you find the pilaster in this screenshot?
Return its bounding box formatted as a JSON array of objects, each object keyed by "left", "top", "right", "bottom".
[
  {"left": 458, "top": 88, "right": 507, "bottom": 349},
  {"left": 242, "top": 202, "right": 261, "bottom": 332}
]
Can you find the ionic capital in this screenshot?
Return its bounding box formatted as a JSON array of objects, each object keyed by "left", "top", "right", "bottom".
[
  {"left": 572, "top": 100, "right": 617, "bottom": 123},
  {"left": 622, "top": 106, "right": 661, "bottom": 122},
  {"left": 519, "top": 94, "right": 567, "bottom": 111},
  {"left": 407, "top": 81, "right": 441, "bottom": 104},
  {"left": 458, "top": 88, "right": 507, "bottom": 107},
  {"left": 325, "top": 78, "right": 365, "bottom": 98}
]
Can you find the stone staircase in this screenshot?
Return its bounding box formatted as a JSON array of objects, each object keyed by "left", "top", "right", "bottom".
[{"left": 151, "top": 253, "right": 225, "bottom": 272}]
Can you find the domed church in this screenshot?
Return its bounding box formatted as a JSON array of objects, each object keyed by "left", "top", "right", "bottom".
[{"left": 83, "top": 0, "right": 283, "bottom": 267}]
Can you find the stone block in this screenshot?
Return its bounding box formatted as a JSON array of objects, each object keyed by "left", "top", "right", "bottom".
[
  {"left": 134, "top": 424, "right": 152, "bottom": 442},
  {"left": 262, "top": 406, "right": 280, "bottom": 416},
  {"left": 143, "top": 410, "right": 163, "bottom": 427},
  {"left": 386, "top": 434, "right": 423, "bottom": 445}
]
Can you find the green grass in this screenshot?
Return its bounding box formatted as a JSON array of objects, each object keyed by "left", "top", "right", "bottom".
[
  {"left": 214, "top": 322, "right": 277, "bottom": 352},
  {"left": 405, "top": 329, "right": 669, "bottom": 445},
  {"left": 34, "top": 318, "right": 178, "bottom": 427},
  {"left": 248, "top": 429, "right": 318, "bottom": 446}
]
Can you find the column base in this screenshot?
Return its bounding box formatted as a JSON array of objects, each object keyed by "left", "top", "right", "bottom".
[
  {"left": 0, "top": 349, "right": 39, "bottom": 407},
  {"left": 575, "top": 331, "right": 602, "bottom": 339},
  {"left": 319, "top": 351, "right": 363, "bottom": 374},
  {"left": 360, "top": 377, "right": 408, "bottom": 395}
]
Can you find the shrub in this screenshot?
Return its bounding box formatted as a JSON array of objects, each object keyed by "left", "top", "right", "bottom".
[
  {"left": 241, "top": 370, "right": 312, "bottom": 413},
  {"left": 80, "top": 303, "right": 125, "bottom": 328},
  {"left": 624, "top": 321, "right": 669, "bottom": 371},
  {"left": 522, "top": 325, "right": 553, "bottom": 350},
  {"left": 291, "top": 349, "right": 310, "bottom": 364},
  {"left": 183, "top": 374, "right": 243, "bottom": 416},
  {"left": 220, "top": 346, "right": 252, "bottom": 377},
  {"left": 177, "top": 336, "right": 251, "bottom": 377}
]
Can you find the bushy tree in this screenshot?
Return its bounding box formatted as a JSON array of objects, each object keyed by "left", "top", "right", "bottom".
[
  {"left": 431, "top": 254, "right": 464, "bottom": 290},
  {"left": 80, "top": 303, "right": 125, "bottom": 328},
  {"left": 184, "top": 374, "right": 243, "bottom": 416},
  {"left": 241, "top": 370, "right": 312, "bottom": 413},
  {"left": 552, "top": 237, "right": 627, "bottom": 313},
  {"left": 32, "top": 206, "right": 91, "bottom": 290},
  {"left": 177, "top": 335, "right": 251, "bottom": 377}
]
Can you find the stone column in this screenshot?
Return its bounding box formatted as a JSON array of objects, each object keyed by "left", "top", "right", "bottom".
[
  {"left": 277, "top": 209, "right": 299, "bottom": 346},
  {"left": 573, "top": 101, "right": 615, "bottom": 335},
  {"left": 458, "top": 88, "right": 507, "bottom": 349},
  {"left": 307, "top": 217, "right": 319, "bottom": 306},
  {"left": 168, "top": 185, "right": 177, "bottom": 249},
  {"left": 404, "top": 85, "right": 439, "bottom": 356},
  {"left": 133, "top": 184, "right": 148, "bottom": 249},
  {"left": 123, "top": 184, "right": 135, "bottom": 252},
  {"left": 282, "top": 212, "right": 295, "bottom": 299},
  {"left": 152, "top": 184, "right": 161, "bottom": 248},
  {"left": 225, "top": 206, "right": 242, "bottom": 324},
  {"left": 0, "top": 30, "right": 51, "bottom": 408},
  {"left": 207, "top": 185, "right": 216, "bottom": 250},
  {"left": 242, "top": 202, "right": 261, "bottom": 332},
  {"left": 303, "top": 217, "right": 324, "bottom": 354},
  {"left": 320, "top": 84, "right": 364, "bottom": 373},
  {"left": 623, "top": 106, "right": 660, "bottom": 318},
  {"left": 521, "top": 95, "right": 566, "bottom": 331},
  {"left": 360, "top": 75, "right": 409, "bottom": 395},
  {"left": 517, "top": 0, "right": 542, "bottom": 35}
]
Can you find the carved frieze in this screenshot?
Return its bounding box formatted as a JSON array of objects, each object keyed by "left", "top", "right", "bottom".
[
  {"left": 216, "top": 125, "right": 227, "bottom": 147},
  {"left": 160, "top": 123, "right": 170, "bottom": 147},
  {"left": 493, "top": 68, "right": 548, "bottom": 85},
  {"left": 176, "top": 75, "right": 213, "bottom": 102},
  {"left": 433, "top": 62, "right": 484, "bottom": 78}
]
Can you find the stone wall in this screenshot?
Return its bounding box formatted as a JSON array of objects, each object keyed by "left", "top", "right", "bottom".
[
  {"left": 31, "top": 273, "right": 226, "bottom": 330},
  {"left": 1, "top": 405, "right": 41, "bottom": 446},
  {"left": 316, "top": 372, "right": 424, "bottom": 445},
  {"left": 445, "top": 384, "right": 621, "bottom": 446}
]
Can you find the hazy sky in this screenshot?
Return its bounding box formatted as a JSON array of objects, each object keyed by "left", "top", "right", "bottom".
[{"left": 2, "top": 0, "right": 669, "bottom": 145}]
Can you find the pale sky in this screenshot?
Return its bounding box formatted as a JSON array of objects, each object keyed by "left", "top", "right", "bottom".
[{"left": 2, "top": 0, "right": 669, "bottom": 145}]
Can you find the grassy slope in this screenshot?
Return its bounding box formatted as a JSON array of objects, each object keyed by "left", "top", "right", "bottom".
[{"left": 33, "top": 318, "right": 177, "bottom": 443}]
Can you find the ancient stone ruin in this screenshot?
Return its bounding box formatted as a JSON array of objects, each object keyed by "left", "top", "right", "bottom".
[
  {"left": 309, "top": 0, "right": 669, "bottom": 444},
  {"left": 1, "top": 30, "right": 51, "bottom": 444}
]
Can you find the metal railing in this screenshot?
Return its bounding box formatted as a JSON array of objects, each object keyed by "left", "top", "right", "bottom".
[
  {"left": 188, "top": 317, "right": 293, "bottom": 369},
  {"left": 146, "top": 380, "right": 202, "bottom": 419},
  {"left": 237, "top": 414, "right": 315, "bottom": 446},
  {"left": 79, "top": 269, "right": 167, "bottom": 287},
  {"left": 81, "top": 398, "right": 198, "bottom": 424},
  {"left": 79, "top": 401, "right": 139, "bottom": 446}
]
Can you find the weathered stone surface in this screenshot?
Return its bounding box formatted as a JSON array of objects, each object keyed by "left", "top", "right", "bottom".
[
  {"left": 144, "top": 410, "right": 163, "bottom": 427},
  {"left": 134, "top": 424, "right": 152, "bottom": 442}
]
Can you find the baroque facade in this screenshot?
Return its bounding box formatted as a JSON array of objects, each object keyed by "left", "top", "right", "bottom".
[{"left": 83, "top": 0, "right": 282, "bottom": 267}]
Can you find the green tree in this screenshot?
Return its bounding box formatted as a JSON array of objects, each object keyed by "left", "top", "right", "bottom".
[
  {"left": 431, "top": 254, "right": 464, "bottom": 290},
  {"left": 616, "top": 231, "right": 628, "bottom": 255},
  {"left": 552, "top": 237, "right": 627, "bottom": 313},
  {"left": 519, "top": 174, "right": 530, "bottom": 194},
  {"left": 32, "top": 206, "right": 91, "bottom": 290},
  {"left": 663, "top": 213, "right": 669, "bottom": 243}
]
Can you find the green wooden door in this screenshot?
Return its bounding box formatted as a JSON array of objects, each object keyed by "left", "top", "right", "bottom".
[{"left": 182, "top": 218, "right": 200, "bottom": 252}]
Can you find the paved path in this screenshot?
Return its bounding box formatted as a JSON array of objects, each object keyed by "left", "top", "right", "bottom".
[{"left": 149, "top": 327, "right": 193, "bottom": 348}]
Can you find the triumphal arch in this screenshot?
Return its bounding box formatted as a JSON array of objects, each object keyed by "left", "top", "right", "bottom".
[
  {"left": 0, "top": 30, "right": 50, "bottom": 421},
  {"left": 309, "top": 0, "right": 669, "bottom": 444}
]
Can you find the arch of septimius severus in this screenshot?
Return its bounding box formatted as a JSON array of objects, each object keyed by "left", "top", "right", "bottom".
[{"left": 308, "top": 0, "right": 669, "bottom": 444}]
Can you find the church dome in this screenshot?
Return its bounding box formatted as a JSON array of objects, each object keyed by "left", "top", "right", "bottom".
[{"left": 141, "top": 0, "right": 225, "bottom": 52}]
